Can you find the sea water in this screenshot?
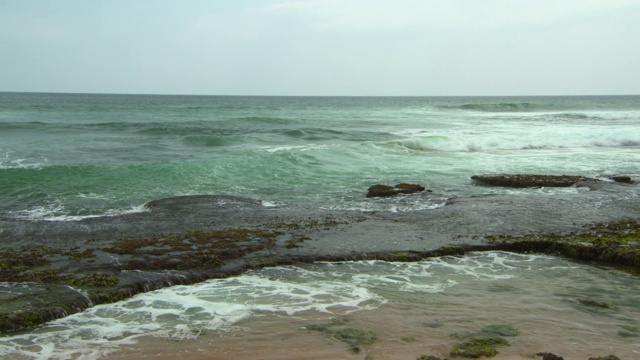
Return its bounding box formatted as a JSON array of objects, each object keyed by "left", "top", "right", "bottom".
[
  {"left": 1, "top": 252, "right": 640, "bottom": 359},
  {"left": 1, "top": 93, "right": 639, "bottom": 218},
  {"left": 1, "top": 93, "right": 640, "bottom": 359}
]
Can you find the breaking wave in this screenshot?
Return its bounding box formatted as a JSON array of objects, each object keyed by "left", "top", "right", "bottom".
[{"left": 458, "top": 102, "right": 540, "bottom": 112}]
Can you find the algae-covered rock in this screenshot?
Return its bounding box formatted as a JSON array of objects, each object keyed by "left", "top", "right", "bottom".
[
  {"left": 70, "top": 273, "right": 119, "bottom": 288},
  {"left": 485, "top": 219, "right": 640, "bottom": 270},
  {"left": 610, "top": 176, "right": 632, "bottom": 183},
  {"left": 367, "top": 183, "right": 426, "bottom": 197},
  {"left": 395, "top": 183, "right": 426, "bottom": 194},
  {"left": 449, "top": 324, "right": 517, "bottom": 358},
  {"left": 578, "top": 298, "right": 611, "bottom": 309},
  {"left": 471, "top": 174, "right": 597, "bottom": 188},
  {"left": 334, "top": 328, "right": 377, "bottom": 352},
  {"left": 367, "top": 184, "right": 398, "bottom": 197},
  {"left": 304, "top": 317, "right": 377, "bottom": 353},
  {"left": 588, "top": 356, "right": 621, "bottom": 360},
  {"left": 617, "top": 325, "right": 639, "bottom": 338},
  {"left": 480, "top": 324, "right": 520, "bottom": 337},
  {"left": 536, "top": 353, "right": 564, "bottom": 360},
  {"left": 450, "top": 337, "right": 508, "bottom": 358}
]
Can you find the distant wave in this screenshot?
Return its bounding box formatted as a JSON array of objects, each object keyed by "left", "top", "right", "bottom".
[
  {"left": 234, "top": 116, "right": 297, "bottom": 125},
  {"left": 376, "top": 135, "right": 640, "bottom": 154},
  {"left": 0, "top": 121, "right": 50, "bottom": 131},
  {"left": 456, "top": 102, "right": 540, "bottom": 112},
  {"left": 182, "top": 135, "right": 240, "bottom": 147},
  {"left": 550, "top": 112, "right": 597, "bottom": 120},
  {"left": 275, "top": 128, "right": 395, "bottom": 142}
]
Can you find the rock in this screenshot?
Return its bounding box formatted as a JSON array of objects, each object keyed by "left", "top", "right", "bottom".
[
  {"left": 367, "top": 183, "right": 426, "bottom": 197},
  {"left": 588, "top": 356, "right": 621, "bottom": 360},
  {"left": 536, "top": 352, "right": 564, "bottom": 360},
  {"left": 367, "top": 185, "right": 399, "bottom": 197},
  {"left": 471, "top": 174, "right": 597, "bottom": 188},
  {"left": 450, "top": 337, "right": 508, "bottom": 358},
  {"left": 609, "top": 176, "right": 632, "bottom": 184},
  {"left": 396, "top": 183, "right": 426, "bottom": 194}
]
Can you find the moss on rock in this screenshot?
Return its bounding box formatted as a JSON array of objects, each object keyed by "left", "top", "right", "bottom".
[
  {"left": 70, "top": 273, "right": 119, "bottom": 288},
  {"left": 471, "top": 174, "right": 597, "bottom": 188},
  {"left": 485, "top": 219, "right": 640, "bottom": 270},
  {"left": 449, "top": 324, "right": 517, "bottom": 358},
  {"left": 450, "top": 337, "right": 507, "bottom": 358},
  {"left": 305, "top": 317, "right": 377, "bottom": 353}
]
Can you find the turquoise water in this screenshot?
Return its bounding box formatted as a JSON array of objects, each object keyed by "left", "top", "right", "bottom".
[
  {"left": 1, "top": 93, "right": 639, "bottom": 218},
  {"left": 2, "top": 94, "right": 640, "bottom": 359}
]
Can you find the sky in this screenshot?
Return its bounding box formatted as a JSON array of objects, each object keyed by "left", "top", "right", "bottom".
[{"left": 1, "top": 0, "right": 639, "bottom": 96}]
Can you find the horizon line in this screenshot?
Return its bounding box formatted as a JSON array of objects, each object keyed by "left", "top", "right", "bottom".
[{"left": 1, "top": 91, "right": 639, "bottom": 98}]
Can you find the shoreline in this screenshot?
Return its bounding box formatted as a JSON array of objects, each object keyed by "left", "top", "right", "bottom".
[{"left": 1, "top": 178, "right": 639, "bottom": 333}]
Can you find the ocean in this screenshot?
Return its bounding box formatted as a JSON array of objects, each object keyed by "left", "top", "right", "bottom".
[
  {"left": 2, "top": 93, "right": 639, "bottom": 218},
  {"left": 1, "top": 93, "right": 640, "bottom": 359}
]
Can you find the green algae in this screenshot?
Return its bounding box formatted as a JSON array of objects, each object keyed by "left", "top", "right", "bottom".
[
  {"left": 578, "top": 298, "right": 612, "bottom": 309},
  {"left": 305, "top": 317, "right": 377, "bottom": 353},
  {"left": 100, "top": 228, "right": 284, "bottom": 270},
  {"left": 450, "top": 337, "right": 507, "bottom": 358},
  {"left": 284, "top": 235, "right": 311, "bottom": 249},
  {"left": 450, "top": 324, "right": 518, "bottom": 358},
  {"left": 480, "top": 324, "right": 520, "bottom": 337},
  {"left": 618, "top": 325, "right": 639, "bottom": 338},
  {"left": 333, "top": 328, "right": 377, "bottom": 352},
  {"left": 485, "top": 219, "right": 640, "bottom": 270},
  {"left": 70, "top": 273, "right": 119, "bottom": 288}
]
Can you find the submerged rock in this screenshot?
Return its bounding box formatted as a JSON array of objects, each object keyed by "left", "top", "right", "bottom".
[
  {"left": 367, "top": 184, "right": 398, "bottom": 197},
  {"left": 450, "top": 337, "right": 508, "bottom": 358},
  {"left": 536, "top": 353, "right": 564, "bottom": 360},
  {"left": 609, "top": 175, "right": 633, "bottom": 184},
  {"left": 471, "top": 174, "right": 598, "bottom": 188},
  {"left": 367, "top": 183, "right": 427, "bottom": 197},
  {"left": 304, "top": 317, "right": 376, "bottom": 354}
]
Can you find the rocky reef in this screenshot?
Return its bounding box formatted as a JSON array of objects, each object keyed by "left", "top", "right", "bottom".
[
  {"left": 471, "top": 174, "right": 598, "bottom": 188},
  {"left": 367, "top": 183, "right": 428, "bottom": 197},
  {"left": 471, "top": 173, "right": 633, "bottom": 188},
  {"left": 304, "top": 317, "right": 377, "bottom": 354},
  {"left": 1, "top": 188, "right": 639, "bottom": 335}
]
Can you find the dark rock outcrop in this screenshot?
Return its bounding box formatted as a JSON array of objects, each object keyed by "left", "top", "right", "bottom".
[
  {"left": 367, "top": 183, "right": 426, "bottom": 197},
  {"left": 2, "top": 191, "right": 640, "bottom": 334},
  {"left": 536, "top": 353, "right": 564, "bottom": 360},
  {"left": 610, "top": 176, "right": 632, "bottom": 184},
  {"left": 471, "top": 174, "right": 597, "bottom": 188}
]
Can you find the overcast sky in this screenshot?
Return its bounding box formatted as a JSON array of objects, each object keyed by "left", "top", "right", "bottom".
[{"left": 1, "top": 0, "right": 639, "bottom": 96}]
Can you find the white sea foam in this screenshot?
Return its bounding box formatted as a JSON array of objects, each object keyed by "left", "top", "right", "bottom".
[
  {"left": 260, "top": 144, "right": 331, "bottom": 153},
  {"left": 12, "top": 204, "right": 149, "bottom": 222},
  {"left": 0, "top": 252, "right": 622, "bottom": 359},
  {"left": 0, "top": 155, "right": 47, "bottom": 169}
]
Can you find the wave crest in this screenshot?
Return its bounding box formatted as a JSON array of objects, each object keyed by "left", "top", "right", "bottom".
[{"left": 458, "top": 102, "right": 538, "bottom": 112}]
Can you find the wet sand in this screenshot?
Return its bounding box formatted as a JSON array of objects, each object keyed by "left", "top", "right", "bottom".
[
  {"left": 105, "top": 306, "right": 638, "bottom": 360},
  {"left": 104, "top": 267, "right": 640, "bottom": 360}
]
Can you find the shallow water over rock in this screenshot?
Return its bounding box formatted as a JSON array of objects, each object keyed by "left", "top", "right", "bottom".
[{"left": 2, "top": 252, "right": 639, "bottom": 359}]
